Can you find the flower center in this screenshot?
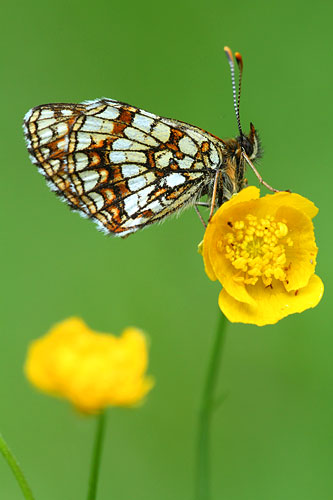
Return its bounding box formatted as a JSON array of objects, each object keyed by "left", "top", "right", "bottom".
[{"left": 221, "top": 214, "right": 294, "bottom": 286}]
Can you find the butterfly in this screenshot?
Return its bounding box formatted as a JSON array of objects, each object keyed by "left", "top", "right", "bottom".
[{"left": 23, "top": 47, "right": 276, "bottom": 237}]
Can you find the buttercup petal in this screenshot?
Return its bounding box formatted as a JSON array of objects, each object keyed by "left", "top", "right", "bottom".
[
  {"left": 201, "top": 233, "right": 217, "bottom": 281},
  {"left": 256, "top": 191, "right": 318, "bottom": 220},
  {"left": 213, "top": 186, "right": 260, "bottom": 215},
  {"left": 25, "top": 318, "right": 154, "bottom": 413},
  {"left": 219, "top": 274, "right": 324, "bottom": 326},
  {"left": 274, "top": 206, "right": 318, "bottom": 291}
]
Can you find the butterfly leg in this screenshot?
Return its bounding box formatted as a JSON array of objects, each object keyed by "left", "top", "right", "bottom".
[
  {"left": 208, "top": 169, "right": 221, "bottom": 220},
  {"left": 194, "top": 205, "right": 207, "bottom": 228},
  {"left": 242, "top": 151, "right": 281, "bottom": 193}
]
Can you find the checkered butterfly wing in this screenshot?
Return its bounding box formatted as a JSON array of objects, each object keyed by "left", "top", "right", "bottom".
[{"left": 24, "top": 98, "right": 222, "bottom": 236}]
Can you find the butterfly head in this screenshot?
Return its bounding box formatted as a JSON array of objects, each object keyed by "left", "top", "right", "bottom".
[{"left": 238, "top": 123, "right": 262, "bottom": 161}]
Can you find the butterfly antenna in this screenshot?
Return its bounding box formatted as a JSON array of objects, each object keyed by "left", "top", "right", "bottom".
[
  {"left": 224, "top": 46, "right": 243, "bottom": 138},
  {"left": 235, "top": 51, "right": 243, "bottom": 125},
  {"left": 224, "top": 49, "right": 284, "bottom": 195}
]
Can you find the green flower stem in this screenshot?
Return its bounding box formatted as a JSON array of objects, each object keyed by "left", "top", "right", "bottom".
[
  {"left": 195, "top": 313, "right": 228, "bottom": 500},
  {"left": 0, "top": 433, "right": 35, "bottom": 500},
  {"left": 87, "top": 411, "right": 106, "bottom": 500}
]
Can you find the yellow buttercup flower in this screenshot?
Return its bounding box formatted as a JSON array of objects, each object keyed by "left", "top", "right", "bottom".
[
  {"left": 25, "top": 318, "right": 154, "bottom": 414},
  {"left": 201, "top": 186, "right": 324, "bottom": 326}
]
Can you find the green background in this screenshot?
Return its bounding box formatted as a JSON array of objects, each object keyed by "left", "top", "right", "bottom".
[{"left": 1, "top": 0, "right": 332, "bottom": 498}]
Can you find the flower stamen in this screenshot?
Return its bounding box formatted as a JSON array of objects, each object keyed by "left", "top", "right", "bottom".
[{"left": 222, "top": 215, "right": 292, "bottom": 286}]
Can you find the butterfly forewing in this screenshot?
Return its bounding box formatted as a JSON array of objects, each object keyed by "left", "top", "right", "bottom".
[{"left": 24, "top": 98, "right": 223, "bottom": 236}]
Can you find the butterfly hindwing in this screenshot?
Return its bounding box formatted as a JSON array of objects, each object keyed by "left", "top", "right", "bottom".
[{"left": 24, "top": 98, "right": 222, "bottom": 236}]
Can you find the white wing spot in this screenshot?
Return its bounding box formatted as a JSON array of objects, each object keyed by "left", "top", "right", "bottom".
[
  {"left": 179, "top": 136, "right": 197, "bottom": 156},
  {"left": 38, "top": 128, "right": 53, "bottom": 146},
  {"left": 140, "top": 109, "right": 157, "bottom": 119},
  {"left": 109, "top": 151, "right": 146, "bottom": 164},
  {"left": 121, "top": 164, "right": 141, "bottom": 178},
  {"left": 112, "top": 138, "right": 149, "bottom": 151},
  {"left": 109, "top": 151, "right": 125, "bottom": 163},
  {"left": 151, "top": 122, "right": 171, "bottom": 143},
  {"left": 89, "top": 192, "right": 104, "bottom": 211},
  {"left": 125, "top": 151, "right": 147, "bottom": 164},
  {"left": 132, "top": 114, "right": 154, "bottom": 133},
  {"left": 53, "top": 122, "right": 69, "bottom": 136},
  {"left": 138, "top": 185, "right": 154, "bottom": 206},
  {"left": 177, "top": 156, "right": 194, "bottom": 169},
  {"left": 154, "top": 150, "right": 173, "bottom": 168},
  {"left": 209, "top": 145, "right": 219, "bottom": 167},
  {"left": 61, "top": 109, "right": 74, "bottom": 117},
  {"left": 74, "top": 153, "right": 89, "bottom": 171},
  {"left": 48, "top": 159, "right": 61, "bottom": 172},
  {"left": 95, "top": 106, "right": 120, "bottom": 120},
  {"left": 186, "top": 129, "right": 206, "bottom": 145},
  {"left": 146, "top": 199, "right": 163, "bottom": 212},
  {"left": 57, "top": 138, "right": 67, "bottom": 151},
  {"left": 76, "top": 133, "right": 92, "bottom": 150},
  {"left": 124, "top": 193, "right": 139, "bottom": 216},
  {"left": 79, "top": 170, "right": 100, "bottom": 191},
  {"left": 39, "top": 146, "right": 50, "bottom": 158},
  {"left": 37, "top": 118, "right": 57, "bottom": 130},
  {"left": 124, "top": 127, "right": 159, "bottom": 147},
  {"left": 144, "top": 171, "right": 156, "bottom": 184},
  {"left": 81, "top": 116, "right": 113, "bottom": 134},
  {"left": 122, "top": 218, "right": 144, "bottom": 229},
  {"left": 39, "top": 109, "right": 55, "bottom": 120},
  {"left": 164, "top": 173, "right": 186, "bottom": 188},
  {"left": 128, "top": 176, "right": 147, "bottom": 192}
]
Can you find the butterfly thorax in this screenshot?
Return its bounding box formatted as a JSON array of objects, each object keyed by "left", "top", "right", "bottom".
[{"left": 212, "top": 123, "right": 261, "bottom": 206}]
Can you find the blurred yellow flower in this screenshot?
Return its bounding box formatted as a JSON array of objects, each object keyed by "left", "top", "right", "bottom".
[
  {"left": 201, "top": 186, "right": 324, "bottom": 326},
  {"left": 25, "top": 318, "right": 154, "bottom": 413}
]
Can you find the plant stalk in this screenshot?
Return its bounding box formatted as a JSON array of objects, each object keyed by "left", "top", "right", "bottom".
[
  {"left": 195, "top": 313, "right": 227, "bottom": 500},
  {"left": 87, "top": 411, "right": 106, "bottom": 500},
  {"left": 0, "top": 433, "right": 35, "bottom": 500}
]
